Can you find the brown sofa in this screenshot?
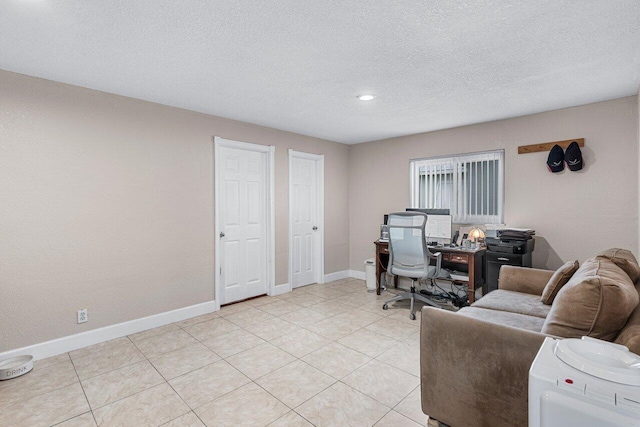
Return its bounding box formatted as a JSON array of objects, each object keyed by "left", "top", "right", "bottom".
[{"left": 420, "top": 252, "right": 640, "bottom": 427}]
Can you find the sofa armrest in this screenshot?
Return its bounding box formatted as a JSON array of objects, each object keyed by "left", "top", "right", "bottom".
[
  {"left": 498, "top": 265, "right": 554, "bottom": 296},
  {"left": 420, "top": 307, "right": 546, "bottom": 427}
]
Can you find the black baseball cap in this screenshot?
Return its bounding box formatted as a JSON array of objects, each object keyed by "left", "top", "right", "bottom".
[
  {"left": 547, "top": 144, "right": 564, "bottom": 173},
  {"left": 565, "top": 141, "right": 583, "bottom": 171}
]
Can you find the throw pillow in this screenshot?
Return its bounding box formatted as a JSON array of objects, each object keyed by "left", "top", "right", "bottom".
[
  {"left": 595, "top": 248, "right": 640, "bottom": 282},
  {"left": 540, "top": 260, "right": 579, "bottom": 305},
  {"left": 541, "top": 258, "right": 639, "bottom": 340}
]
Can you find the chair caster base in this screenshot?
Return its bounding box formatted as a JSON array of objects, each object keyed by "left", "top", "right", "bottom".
[
  {"left": 410, "top": 313, "right": 416, "bottom": 320},
  {"left": 382, "top": 304, "right": 388, "bottom": 310}
]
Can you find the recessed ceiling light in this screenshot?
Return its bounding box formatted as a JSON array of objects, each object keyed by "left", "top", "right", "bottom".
[{"left": 357, "top": 94, "right": 375, "bottom": 101}]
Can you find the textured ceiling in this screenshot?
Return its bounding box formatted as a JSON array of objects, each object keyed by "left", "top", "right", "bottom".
[{"left": 1, "top": 1, "right": 639, "bottom": 144}]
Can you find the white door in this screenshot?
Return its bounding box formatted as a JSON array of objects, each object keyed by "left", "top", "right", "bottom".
[
  {"left": 289, "top": 150, "right": 324, "bottom": 288},
  {"left": 217, "top": 144, "right": 269, "bottom": 304}
]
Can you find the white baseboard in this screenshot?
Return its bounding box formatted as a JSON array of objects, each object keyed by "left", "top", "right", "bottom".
[
  {"left": 349, "top": 269, "right": 366, "bottom": 280},
  {"left": 271, "top": 282, "right": 291, "bottom": 296},
  {"left": 324, "top": 269, "right": 365, "bottom": 281},
  {"left": 324, "top": 270, "right": 350, "bottom": 282},
  {"left": 0, "top": 300, "right": 216, "bottom": 362}
]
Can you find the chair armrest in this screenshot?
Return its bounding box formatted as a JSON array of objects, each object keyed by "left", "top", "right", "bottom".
[
  {"left": 430, "top": 252, "right": 442, "bottom": 273},
  {"left": 498, "top": 265, "right": 554, "bottom": 296},
  {"left": 420, "top": 307, "right": 546, "bottom": 427}
]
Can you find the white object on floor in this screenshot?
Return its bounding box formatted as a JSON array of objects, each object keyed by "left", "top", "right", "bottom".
[
  {"left": 529, "top": 336, "right": 640, "bottom": 427},
  {"left": 0, "top": 355, "right": 33, "bottom": 380},
  {"left": 365, "top": 258, "right": 376, "bottom": 292}
]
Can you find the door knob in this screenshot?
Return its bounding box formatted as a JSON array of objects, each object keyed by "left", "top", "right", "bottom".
[
  {"left": 220, "top": 232, "right": 225, "bottom": 238},
  {"left": 312, "top": 226, "right": 318, "bottom": 231}
]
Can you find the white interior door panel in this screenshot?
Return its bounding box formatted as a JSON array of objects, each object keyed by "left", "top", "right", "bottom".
[{"left": 218, "top": 146, "right": 267, "bottom": 304}]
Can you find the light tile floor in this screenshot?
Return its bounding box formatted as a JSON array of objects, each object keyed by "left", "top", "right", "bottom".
[{"left": 0, "top": 278, "right": 432, "bottom": 427}]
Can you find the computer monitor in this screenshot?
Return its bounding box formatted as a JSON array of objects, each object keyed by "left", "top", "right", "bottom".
[{"left": 405, "top": 208, "right": 452, "bottom": 240}]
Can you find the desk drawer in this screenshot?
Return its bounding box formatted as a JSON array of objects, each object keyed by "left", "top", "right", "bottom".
[{"left": 448, "top": 253, "right": 469, "bottom": 264}]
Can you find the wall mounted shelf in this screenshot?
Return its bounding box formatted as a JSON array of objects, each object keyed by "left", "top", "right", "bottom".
[{"left": 517, "top": 138, "right": 584, "bottom": 154}]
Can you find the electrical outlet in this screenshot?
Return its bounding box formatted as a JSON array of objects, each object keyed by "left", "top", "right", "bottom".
[{"left": 77, "top": 309, "right": 88, "bottom": 324}]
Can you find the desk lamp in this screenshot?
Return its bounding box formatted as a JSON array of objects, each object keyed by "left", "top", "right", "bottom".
[{"left": 469, "top": 228, "right": 485, "bottom": 247}]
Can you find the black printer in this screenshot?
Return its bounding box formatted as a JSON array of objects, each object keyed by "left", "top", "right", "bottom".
[
  {"left": 485, "top": 230, "right": 535, "bottom": 293},
  {"left": 485, "top": 237, "right": 535, "bottom": 254}
]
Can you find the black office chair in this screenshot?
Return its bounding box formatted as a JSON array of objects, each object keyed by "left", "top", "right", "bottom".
[{"left": 382, "top": 212, "right": 443, "bottom": 320}]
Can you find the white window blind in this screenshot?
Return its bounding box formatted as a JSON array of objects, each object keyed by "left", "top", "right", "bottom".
[{"left": 410, "top": 150, "right": 504, "bottom": 224}]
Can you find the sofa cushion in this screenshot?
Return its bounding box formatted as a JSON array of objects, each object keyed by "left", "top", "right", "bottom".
[
  {"left": 541, "top": 260, "right": 579, "bottom": 305},
  {"left": 542, "top": 259, "right": 639, "bottom": 340},
  {"left": 472, "top": 289, "right": 551, "bottom": 319},
  {"left": 595, "top": 248, "right": 640, "bottom": 282},
  {"left": 614, "top": 281, "right": 640, "bottom": 355},
  {"left": 457, "top": 307, "right": 546, "bottom": 332}
]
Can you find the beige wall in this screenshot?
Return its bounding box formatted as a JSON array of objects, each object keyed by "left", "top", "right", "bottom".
[
  {"left": 349, "top": 96, "right": 639, "bottom": 272},
  {"left": 0, "top": 70, "right": 349, "bottom": 351}
]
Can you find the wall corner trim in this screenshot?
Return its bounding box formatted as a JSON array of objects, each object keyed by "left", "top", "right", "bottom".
[
  {"left": 348, "top": 269, "right": 366, "bottom": 280},
  {"left": 0, "top": 301, "right": 216, "bottom": 362},
  {"left": 324, "top": 270, "right": 350, "bottom": 282},
  {"left": 324, "top": 269, "right": 365, "bottom": 281},
  {"left": 272, "top": 282, "right": 292, "bottom": 296}
]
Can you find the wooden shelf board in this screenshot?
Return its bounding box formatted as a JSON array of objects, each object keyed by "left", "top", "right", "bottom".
[{"left": 518, "top": 138, "right": 584, "bottom": 154}]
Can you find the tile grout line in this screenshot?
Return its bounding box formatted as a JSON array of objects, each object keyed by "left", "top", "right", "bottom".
[
  {"left": 183, "top": 286, "right": 367, "bottom": 424},
  {"left": 335, "top": 379, "right": 394, "bottom": 425},
  {"left": 229, "top": 289, "right": 409, "bottom": 363},
  {"left": 259, "top": 285, "right": 419, "bottom": 420},
  {"left": 71, "top": 348, "right": 146, "bottom": 382},
  {"left": 182, "top": 365, "right": 254, "bottom": 414},
  {"left": 215, "top": 280, "right": 410, "bottom": 424},
  {"left": 266, "top": 409, "right": 316, "bottom": 427},
  {"left": 230, "top": 348, "right": 336, "bottom": 426},
  {"left": 67, "top": 351, "right": 99, "bottom": 427},
  {"left": 196, "top": 282, "right": 372, "bottom": 425},
  {"left": 216, "top": 288, "right": 404, "bottom": 423},
  {"left": 68, "top": 336, "right": 188, "bottom": 424},
  {"left": 232, "top": 297, "right": 392, "bottom": 347},
  {"left": 390, "top": 384, "right": 427, "bottom": 427},
  {"left": 169, "top": 317, "right": 301, "bottom": 421},
  {"left": 134, "top": 339, "right": 207, "bottom": 427},
  {"left": 80, "top": 340, "right": 168, "bottom": 421},
  {"left": 1, "top": 347, "right": 92, "bottom": 393},
  {"left": 252, "top": 289, "right": 397, "bottom": 421}
]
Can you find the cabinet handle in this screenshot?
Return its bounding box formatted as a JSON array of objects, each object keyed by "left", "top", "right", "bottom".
[{"left": 498, "top": 257, "right": 509, "bottom": 261}]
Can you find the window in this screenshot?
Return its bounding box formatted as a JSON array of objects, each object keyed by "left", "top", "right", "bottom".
[{"left": 410, "top": 150, "right": 504, "bottom": 224}]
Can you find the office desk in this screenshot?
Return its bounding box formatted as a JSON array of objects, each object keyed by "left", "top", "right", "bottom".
[{"left": 374, "top": 240, "right": 486, "bottom": 303}]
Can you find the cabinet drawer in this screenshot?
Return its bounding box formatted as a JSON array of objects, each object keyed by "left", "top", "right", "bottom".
[
  {"left": 380, "top": 246, "right": 389, "bottom": 254},
  {"left": 439, "top": 252, "right": 449, "bottom": 261},
  {"left": 486, "top": 252, "right": 523, "bottom": 264},
  {"left": 448, "top": 253, "right": 469, "bottom": 264}
]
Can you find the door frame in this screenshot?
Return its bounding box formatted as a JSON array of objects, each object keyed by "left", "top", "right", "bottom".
[
  {"left": 214, "top": 136, "right": 275, "bottom": 310},
  {"left": 288, "top": 149, "right": 325, "bottom": 289}
]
